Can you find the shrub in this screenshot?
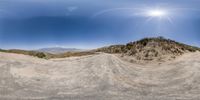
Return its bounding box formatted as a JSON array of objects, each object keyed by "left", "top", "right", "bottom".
[{"left": 35, "top": 52, "right": 46, "bottom": 58}]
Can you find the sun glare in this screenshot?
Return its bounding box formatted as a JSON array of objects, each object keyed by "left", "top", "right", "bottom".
[{"left": 147, "top": 10, "right": 167, "bottom": 17}]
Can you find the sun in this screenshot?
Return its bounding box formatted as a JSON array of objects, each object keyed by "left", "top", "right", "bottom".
[
  {"left": 147, "top": 10, "right": 167, "bottom": 17},
  {"left": 144, "top": 9, "right": 173, "bottom": 23}
]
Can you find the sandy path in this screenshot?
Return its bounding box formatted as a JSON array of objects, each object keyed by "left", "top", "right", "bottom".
[{"left": 0, "top": 52, "right": 200, "bottom": 100}]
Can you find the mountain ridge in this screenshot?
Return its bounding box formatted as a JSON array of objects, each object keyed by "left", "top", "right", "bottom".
[{"left": 37, "top": 47, "right": 83, "bottom": 54}]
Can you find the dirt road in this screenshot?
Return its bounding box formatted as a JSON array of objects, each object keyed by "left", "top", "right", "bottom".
[{"left": 0, "top": 52, "right": 200, "bottom": 100}]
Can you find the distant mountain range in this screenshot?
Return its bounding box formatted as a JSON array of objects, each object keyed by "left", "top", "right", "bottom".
[{"left": 37, "top": 47, "right": 83, "bottom": 54}]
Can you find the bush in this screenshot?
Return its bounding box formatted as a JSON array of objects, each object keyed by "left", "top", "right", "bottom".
[{"left": 35, "top": 52, "right": 46, "bottom": 58}]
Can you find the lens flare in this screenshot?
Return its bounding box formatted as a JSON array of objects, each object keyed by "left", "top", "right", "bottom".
[{"left": 147, "top": 10, "right": 167, "bottom": 17}]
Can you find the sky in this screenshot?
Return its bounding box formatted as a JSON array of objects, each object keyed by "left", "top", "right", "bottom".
[{"left": 0, "top": 0, "right": 200, "bottom": 50}]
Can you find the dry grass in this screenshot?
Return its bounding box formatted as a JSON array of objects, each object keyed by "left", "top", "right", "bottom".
[{"left": 0, "top": 49, "right": 96, "bottom": 59}]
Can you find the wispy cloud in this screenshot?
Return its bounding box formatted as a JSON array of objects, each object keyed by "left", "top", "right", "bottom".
[
  {"left": 65, "top": 6, "right": 78, "bottom": 16},
  {"left": 67, "top": 6, "right": 78, "bottom": 12}
]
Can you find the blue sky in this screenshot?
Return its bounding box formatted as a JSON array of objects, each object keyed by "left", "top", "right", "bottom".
[{"left": 0, "top": 0, "right": 200, "bottom": 49}]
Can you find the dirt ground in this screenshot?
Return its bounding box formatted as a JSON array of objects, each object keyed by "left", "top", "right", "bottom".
[{"left": 0, "top": 52, "right": 200, "bottom": 100}]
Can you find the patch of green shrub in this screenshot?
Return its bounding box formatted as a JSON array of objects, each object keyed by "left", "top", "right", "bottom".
[{"left": 35, "top": 52, "right": 46, "bottom": 58}]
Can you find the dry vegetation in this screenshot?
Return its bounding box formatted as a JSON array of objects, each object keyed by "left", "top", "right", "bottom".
[
  {"left": 0, "top": 49, "right": 48, "bottom": 58},
  {"left": 0, "top": 49, "right": 96, "bottom": 59},
  {"left": 96, "top": 37, "right": 200, "bottom": 61}
]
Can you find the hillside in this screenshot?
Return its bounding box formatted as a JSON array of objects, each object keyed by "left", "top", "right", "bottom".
[
  {"left": 0, "top": 49, "right": 49, "bottom": 58},
  {"left": 96, "top": 37, "right": 200, "bottom": 61},
  {"left": 0, "top": 49, "right": 95, "bottom": 59}
]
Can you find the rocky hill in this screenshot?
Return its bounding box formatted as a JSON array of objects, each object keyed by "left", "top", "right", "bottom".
[{"left": 96, "top": 37, "right": 200, "bottom": 61}]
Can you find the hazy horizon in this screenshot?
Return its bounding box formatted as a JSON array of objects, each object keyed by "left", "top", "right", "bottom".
[
  {"left": 1, "top": 36, "right": 200, "bottom": 50},
  {"left": 0, "top": 0, "right": 200, "bottom": 49}
]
